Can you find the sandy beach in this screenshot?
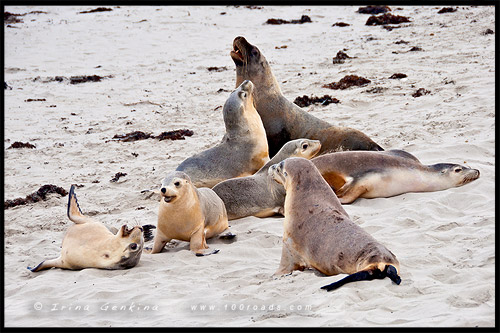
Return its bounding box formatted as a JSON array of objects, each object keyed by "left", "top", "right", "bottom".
[{"left": 4, "top": 5, "right": 495, "bottom": 327}]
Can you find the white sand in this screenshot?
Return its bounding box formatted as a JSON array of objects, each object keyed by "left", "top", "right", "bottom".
[{"left": 4, "top": 5, "right": 495, "bottom": 327}]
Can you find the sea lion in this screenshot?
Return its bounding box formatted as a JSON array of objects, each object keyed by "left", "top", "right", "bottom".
[
  {"left": 311, "top": 149, "right": 481, "bottom": 204},
  {"left": 148, "top": 171, "right": 230, "bottom": 256},
  {"left": 175, "top": 79, "right": 269, "bottom": 188},
  {"left": 28, "top": 185, "right": 145, "bottom": 272},
  {"left": 213, "top": 138, "right": 321, "bottom": 220},
  {"left": 230, "top": 36, "right": 383, "bottom": 157},
  {"left": 269, "top": 157, "right": 401, "bottom": 291}
]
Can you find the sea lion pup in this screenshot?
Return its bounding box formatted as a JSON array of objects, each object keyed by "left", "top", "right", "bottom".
[
  {"left": 148, "top": 171, "right": 230, "bottom": 256},
  {"left": 269, "top": 157, "right": 401, "bottom": 291},
  {"left": 230, "top": 36, "right": 383, "bottom": 157},
  {"left": 28, "top": 185, "right": 145, "bottom": 272},
  {"left": 311, "top": 149, "right": 481, "bottom": 204},
  {"left": 175, "top": 79, "right": 269, "bottom": 188},
  {"left": 213, "top": 139, "right": 321, "bottom": 220}
]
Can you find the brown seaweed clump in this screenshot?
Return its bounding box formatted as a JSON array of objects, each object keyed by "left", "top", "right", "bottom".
[
  {"left": 112, "top": 131, "right": 152, "bottom": 142},
  {"left": 4, "top": 185, "right": 68, "bottom": 209},
  {"left": 437, "top": 7, "right": 457, "bottom": 14},
  {"left": 112, "top": 129, "right": 194, "bottom": 142},
  {"left": 266, "top": 15, "right": 312, "bottom": 25},
  {"left": 7, "top": 141, "right": 36, "bottom": 149},
  {"left": 357, "top": 6, "right": 391, "bottom": 14},
  {"left": 78, "top": 7, "right": 113, "bottom": 14},
  {"left": 156, "top": 129, "right": 194, "bottom": 141},
  {"left": 332, "top": 50, "right": 351, "bottom": 64},
  {"left": 366, "top": 13, "right": 411, "bottom": 26},
  {"left": 412, "top": 88, "right": 431, "bottom": 98},
  {"left": 110, "top": 172, "right": 127, "bottom": 183},
  {"left": 322, "top": 75, "right": 371, "bottom": 90},
  {"left": 294, "top": 95, "right": 340, "bottom": 107},
  {"left": 389, "top": 73, "right": 407, "bottom": 79}
]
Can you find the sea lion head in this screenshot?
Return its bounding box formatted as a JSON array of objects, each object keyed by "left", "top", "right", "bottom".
[
  {"left": 230, "top": 36, "right": 277, "bottom": 92},
  {"left": 222, "top": 79, "right": 256, "bottom": 133},
  {"left": 430, "top": 163, "right": 480, "bottom": 186},
  {"left": 294, "top": 139, "right": 322, "bottom": 159},
  {"left": 159, "top": 171, "right": 193, "bottom": 204},
  {"left": 270, "top": 157, "right": 325, "bottom": 191},
  {"left": 112, "top": 224, "right": 144, "bottom": 269}
]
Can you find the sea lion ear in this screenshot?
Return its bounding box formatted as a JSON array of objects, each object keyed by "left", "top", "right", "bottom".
[{"left": 117, "top": 225, "right": 130, "bottom": 238}]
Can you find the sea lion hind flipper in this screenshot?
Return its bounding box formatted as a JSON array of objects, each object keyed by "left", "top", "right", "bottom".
[
  {"left": 384, "top": 149, "right": 420, "bottom": 162},
  {"left": 27, "top": 257, "right": 64, "bottom": 272},
  {"left": 320, "top": 265, "right": 401, "bottom": 291},
  {"left": 142, "top": 224, "right": 157, "bottom": 242},
  {"left": 195, "top": 249, "right": 220, "bottom": 256},
  {"left": 336, "top": 178, "right": 367, "bottom": 204},
  {"left": 218, "top": 232, "right": 237, "bottom": 241}
]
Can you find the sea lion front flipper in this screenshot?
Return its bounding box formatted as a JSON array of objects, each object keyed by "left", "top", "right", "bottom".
[
  {"left": 27, "top": 257, "right": 64, "bottom": 272},
  {"left": 148, "top": 229, "right": 171, "bottom": 254},
  {"left": 273, "top": 241, "right": 299, "bottom": 276},
  {"left": 190, "top": 226, "right": 217, "bottom": 256},
  {"left": 320, "top": 265, "right": 401, "bottom": 291},
  {"left": 67, "top": 185, "right": 93, "bottom": 224}
]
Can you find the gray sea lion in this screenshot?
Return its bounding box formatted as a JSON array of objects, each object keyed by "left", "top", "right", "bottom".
[
  {"left": 148, "top": 171, "right": 229, "bottom": 256},
  {"left": 311, "top": 149, "right": 481, "bottom": 204},
  {"left": 230, "top": 36, "right": 383, "bottom": 157},
  {"left": 213, "top": 138, "right": 321, "bottom": 220},
  {"left": 28, "top": 185, "right": 145, "bottom": 272},
  {"left": 269, "top": 157, "right": 401, "bottom": 291},
  {"left": 175, "top": 79, "right": 269, "bottom": 188}
]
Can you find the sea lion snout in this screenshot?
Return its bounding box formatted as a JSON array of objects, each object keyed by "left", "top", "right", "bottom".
[{"left": 240, "top": 79, "right": 254, "bottom": 93}]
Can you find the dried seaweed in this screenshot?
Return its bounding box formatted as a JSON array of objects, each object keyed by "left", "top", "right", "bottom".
[
  {"left": 294, "top": 95, "right": 340, "bottom": 107},
  {"left": 4, "top": 185, "right": 68, "bottom": 209},
  {"left": 322, "top": 75, "right": 371, "bottom": 90}
]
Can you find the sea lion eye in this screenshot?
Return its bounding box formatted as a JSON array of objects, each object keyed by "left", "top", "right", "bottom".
[
  {"left": 454, "top": 168, "right": 462, "bottom": 173},
  {"left": 174, "top": 181, "right": 180, "bottom": 187},
  {"left": 251, "top": 48, "right": 258, "bottom": 56},
  {"left": 302, "top": 144, "right": 309, "bottom": 150},
  {"left": 130, "top": 243, "right": 138, "bottom": 250},
  {"left": 239, "top": 91, "right": 247, "bottom": 99}
]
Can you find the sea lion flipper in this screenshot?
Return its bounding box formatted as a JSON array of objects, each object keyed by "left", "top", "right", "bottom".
[
  {"left": 384, "top": 149, "right": 420, "bottom": 162},
  {"left": 320, "top": 265, "right": 401, "bottom": 291},
  {"left": 67, "top": 185, "right": 90, "bottom": 224},
  {"left": 142, "top": 224, "right": 156, "bottom": 242},
  {"left": 336, "top": 178, "right": 367, "bottom": 204},
  {"left": 27, "top": 257, "right": 64, "bottom": 272},
  {"left": 386, "top": 265, "right": 402, "bottom": 285}
]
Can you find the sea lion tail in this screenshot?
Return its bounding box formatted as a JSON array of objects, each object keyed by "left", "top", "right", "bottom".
[
  {"left": 320, "top": 265, "right": 401, "bottom": 291},
  {"left": 67, "top": 185, "right": 88, "bottom": 224}
]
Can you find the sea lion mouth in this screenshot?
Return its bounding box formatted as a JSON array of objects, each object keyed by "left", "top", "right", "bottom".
[
  {"left": 460, "top": 169, "right": 480, "bottom": 185},
  {"left": 163, "top": 195, "right": 176, "bottom": 203},
  {"left": 230, "top": 45, "right": 245, "bottom": 65},
  {"left": 231, "top": 37, "right": 250, "bottom": 66}
]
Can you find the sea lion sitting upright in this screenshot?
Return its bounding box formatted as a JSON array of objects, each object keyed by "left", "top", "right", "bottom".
[
  {"left": 269, "top": 157, "right": 401, "bottom": 291},
  {"left": 213, "top": 138, "right": 321, "bottom": 220},
  {"left": 175, "top": 79, "right": 269, "bottom": 188},
  {"left": 311, "top": 149, "right": 481, "bottom": 204},
  {"left": 230, "top": 36, "right": 383, "bottom": 157},
  {"left": 28, "top": 185, "right": 145, "bottom": 272},
  {"left": 148, "top": 171, "right": 230, "bottom": 256}
]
